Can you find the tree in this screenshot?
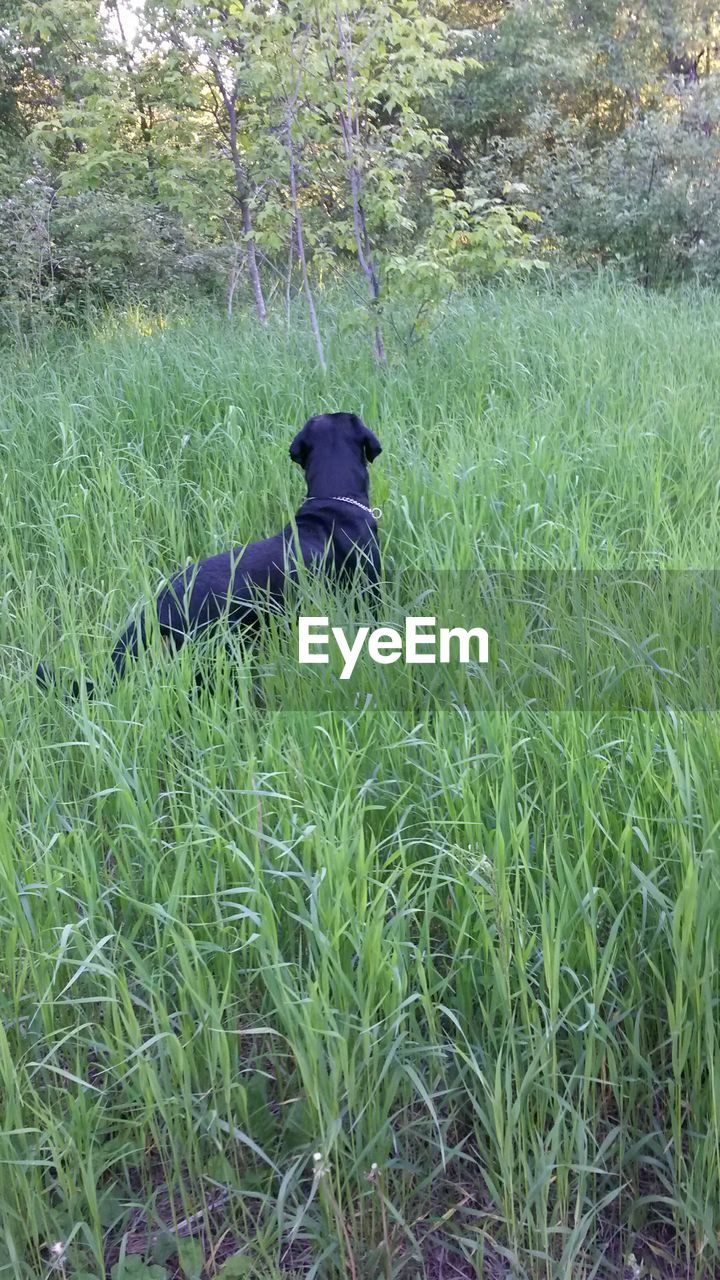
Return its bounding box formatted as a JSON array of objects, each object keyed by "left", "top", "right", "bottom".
[
  {"left": 0, "top": 0, "right": 548, "bottom": 331},
  {"left": 430, "top": 0, "right": 720, "bottom": 282},
  {"left": 291, "top": 0, "right": 458, "bottom": 360},
  {"left": 143, "top": 0, "right": 270, "bottom": 324}
]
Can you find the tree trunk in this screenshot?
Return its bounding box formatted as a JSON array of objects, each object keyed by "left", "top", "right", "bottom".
[
  {"left": 213, "top": 62, "right": 268, "bottom": 326},
  {"left": 342, "top": 128, "right": 386, "bottom": 363},
  {"left": 227, "top": 243, "right": 243, "bottom": 320},
  {"left": 337, "top": 16, "right": 386, "bottom": 364},
  {"left": 285, "top": 221, "right": 295, "bottom": 327},
  {"left": 287, "top": 110, "right": 326, "bottom": 372},
  {"left": 240, "top": 196, "right": 268, "bottom": 325}
]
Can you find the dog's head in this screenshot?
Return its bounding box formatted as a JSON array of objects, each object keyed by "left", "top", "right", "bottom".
[
  {"left": 289, "top": 412, "right": 381, "bottom": 499},
  {"left": 290, "top": 412, "right": 381, "bottom": 469}
]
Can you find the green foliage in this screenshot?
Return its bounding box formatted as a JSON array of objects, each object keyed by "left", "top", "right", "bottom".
[
  {"left": 111, "top": 1260, "right": 167, "bottom": 1280},
  {"left": 216, "top": 1256, "right": 255, "bottom": 1277},
  {"left": 535, "top": 93, "right": 720, "bottom": 285},
  {"left": 471, "top": 80, "right": 720, "bottom": 286},
  {"left": 176, "top": 1238, "right": 203, "bottom": 1279},
  {"left": 436, "top": 0, "right": 720, "bottom": 283},
  {"left": 0, "top": 0, "right": 540, "bottom": 334},
  {"left": 0, "top": 177, "right": 227, "bottom": 329},
  {"left": 385, "top": 184, "right": 542, "bottom": 321},
  {"left": 2, "top": 0, "right": 720, "bottom": 307}
]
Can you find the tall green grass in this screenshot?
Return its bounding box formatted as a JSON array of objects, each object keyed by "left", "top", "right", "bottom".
[{"left": 2, "top": 283, "right": 720, "bottom": 1278}]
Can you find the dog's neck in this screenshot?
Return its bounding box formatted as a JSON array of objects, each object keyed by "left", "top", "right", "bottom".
[
  {"left": 302, "top": 448, "right": 371, "bottom": 505},
  {"left": 301, "top": 494, "right": 379, "bottom": 520},
  {"left": 304, "top": 485, "right": 370, "bottom": 504}
]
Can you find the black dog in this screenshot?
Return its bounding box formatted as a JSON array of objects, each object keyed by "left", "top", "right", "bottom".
[{"left": 37, "top": 412, "right": 382, "bottom": 696}]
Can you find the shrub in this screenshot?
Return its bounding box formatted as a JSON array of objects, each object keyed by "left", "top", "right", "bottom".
[
  {"left": 0, "top": 176, "right": 226, "bottom": 329},
  {"left": 471, "top": 82, "right": 720, "bottom": 286}
]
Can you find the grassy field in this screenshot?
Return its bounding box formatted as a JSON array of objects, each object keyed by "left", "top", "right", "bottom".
[{"left": 2, "top": 283, "right": 720, "bottom": 1280}]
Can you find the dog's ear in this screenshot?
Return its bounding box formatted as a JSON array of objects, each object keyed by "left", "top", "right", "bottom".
[
  {"left": 352, "top": 414, "right": 382, "bottom": 463},
  {"left": 289, "top": 424, "right": 310, "bottom": 467}
]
